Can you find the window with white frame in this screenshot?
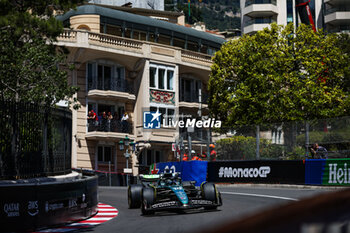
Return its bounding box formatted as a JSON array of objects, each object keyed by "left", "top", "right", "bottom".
[
  {"left": 150, "top": 106, "right": 175, "bottom": 126},
  {"left": 87, "top": 60, "right": 125, "bottom": 91},
  {"left": 149, "top": 64, "right": 174, "bottom": 91}
]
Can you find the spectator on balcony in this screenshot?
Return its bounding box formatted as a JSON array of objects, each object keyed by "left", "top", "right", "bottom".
[
  {"left": 121, "top": 112, "right": 129, "bottom": 133},
  {"left": 111, "top": 112, "right": 119, "bottom": 132},
  {"left": 87, "top": 110, "right": 98, "bottom": 131},
  {"left": 107, "top": 112, "right": 113, "bottom": 131},
  {"left": 101, "top": 111, "right": 108, "bottom": 131}
]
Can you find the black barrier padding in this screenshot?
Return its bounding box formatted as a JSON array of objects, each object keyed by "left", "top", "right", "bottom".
[
  {"left": 95, "top": 171, "right": 136, "bottom": 186},
  {"left": 207, "top": 160, "right": 305, "bottom": 184},
  {"left": 0, "top": 176, "right": 98, "bottom": 232}
]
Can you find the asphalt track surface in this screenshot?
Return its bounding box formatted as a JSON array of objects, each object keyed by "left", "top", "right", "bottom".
[{"left": 87, "top": 185, "right": 337, "bottom": 233}]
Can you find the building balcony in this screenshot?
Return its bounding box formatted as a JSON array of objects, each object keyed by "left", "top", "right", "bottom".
[
  {"left": 243, "top": 0, "right": 278, "bottom": 17},
  {"left": 327, "top": 25, "right": 350, "bottom": 33},
  {"left": 243, "top": 18, "right": 276, "bottom": 34},
  {"left": 324, "top": 0, "right": 349, "bottom": 4},
  {"left": 85, "top": 120, "right": 133, "bottom": 141},
  {"left": 87, "top": 80, "right": 136, "bottom": 102},
  {"left": 179, "top": 92, "right": 208, "bottom": 108},
  {"left": 325, "top": 7, "right": 350, "bottom": 25},
  {"left": 57, "top": 29, "right": 213, "bottom": 69}
]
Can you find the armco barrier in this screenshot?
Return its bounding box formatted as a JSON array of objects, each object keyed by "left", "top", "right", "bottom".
[
  {"left": 155, "top": 161, "right": 208, "bottom": 186},
  {"left": 207, "top": 160, "right": 305, "bottom": 184},
  {"left": 0, "top": 175, "right": 98, "bottom": 232},
  {"left": 305, "top": 159, "right": 350, "bottom": 185}
]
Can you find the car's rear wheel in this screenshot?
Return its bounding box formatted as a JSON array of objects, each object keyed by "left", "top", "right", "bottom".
[
  {"left": 202, "top": 182, "right": 218, "bottom": 210},
  {"left": 128, "top": 184, "right": 143, "bottom": 209},
  {"left": 141, "top": 187, "right": 155, "bottom": 215}
]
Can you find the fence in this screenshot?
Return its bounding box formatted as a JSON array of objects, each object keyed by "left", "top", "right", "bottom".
[
  {"left": 0, "top": 99, "right": 72, "bottom": 179},
  {"left": 175, "top": 116, "right": 350, "bottom": 161},
  {"left": 214, "top": 117, "right": 350, "bottom": 160}
]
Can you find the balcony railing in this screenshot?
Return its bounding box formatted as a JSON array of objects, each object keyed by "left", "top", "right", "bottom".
[
  {"left": 325, "top": 6, "right": 350, "bottom": 15},
  {"left": 88, "top": 79, "right": 134, "bottom": 94},
  {"left": 245, "top": 0, "right": 277, "bottom": 7},
  {"left": 180, "top": 92, "right": 208, "bottom": 104},
  {"left": 57, "top": 29, "right": 214, "bottom": 66},
  {"left": 181, "top": 49, "right": 213, "bottom": 64},
  {"left": 245, "top": 18, "right": 276, "bottom": 26},
  {"left": 328, "top": 25, "right": 350, "bottom": 33},
  {"left": 88, "top": 31, "right": 143, "bottom": 50},
  {"left": 87, "top": 119, "right": 133, "bottom": 134}
]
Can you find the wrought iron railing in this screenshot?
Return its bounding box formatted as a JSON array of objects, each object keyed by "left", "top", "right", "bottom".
[
  {"left": 180, "top": 91, "right": 209, "bottom": 104},
  {"left": 87, "top": 119, "right": 133, "bottom": 134},
  {"left": 0, "top": 99, "right": 72, "bottom": 179},
  {"left": 88, "top": 79, "right": 134, "bottom": 94}
]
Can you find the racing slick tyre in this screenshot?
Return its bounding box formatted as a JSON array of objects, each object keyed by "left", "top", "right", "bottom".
[
  {"left": 141, "top": 187, "right": 155, "bottom": 215},
  {"left": 202, "top": 182, "right": 218, "bottom": 210},
  {"left": 128, "top": 184, "right": 143, "bottom": 209}
]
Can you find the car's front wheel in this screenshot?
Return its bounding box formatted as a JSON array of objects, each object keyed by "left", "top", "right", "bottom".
[
  {"left": 141, "top": 187, "right": 155, "bottom": 215},
  {"left": 128, "top": 184, "right": 143, "bottom": 209},
  {"left": 202, "top": 182, "right": 218, "bottom": 210}
]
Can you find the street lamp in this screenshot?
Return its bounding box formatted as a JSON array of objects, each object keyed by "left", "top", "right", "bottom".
[{"left": 119, "top": 135, "right": 134, "bottom": 186}]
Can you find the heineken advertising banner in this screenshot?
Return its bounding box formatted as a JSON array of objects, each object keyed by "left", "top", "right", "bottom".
[
  {"left": 305, "top": 159, "right": 350, "bottom": 186},
  {"left": 323, "top": 159, "right": 350, "bottom": 185}
]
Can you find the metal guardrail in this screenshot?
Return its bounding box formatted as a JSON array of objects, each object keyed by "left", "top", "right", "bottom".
[{"left": 0, "top": 99, "right": 72, "bottom": 179}]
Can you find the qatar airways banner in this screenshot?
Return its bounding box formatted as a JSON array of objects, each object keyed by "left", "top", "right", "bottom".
[{"left": 207, "top": 160, "right": 305, "bottom": 184}]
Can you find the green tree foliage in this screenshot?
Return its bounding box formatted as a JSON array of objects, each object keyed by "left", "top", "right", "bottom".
[
  {"left": 0, "top": 0, "right": 85, "bottom": 106},
  {"left": 209, "top": 23, "right": 350, "bottom": 128}
]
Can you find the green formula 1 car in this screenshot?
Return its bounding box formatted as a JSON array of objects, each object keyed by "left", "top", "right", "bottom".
[{"left": 128, "top": 172, "right": 222, "bottom": 215}]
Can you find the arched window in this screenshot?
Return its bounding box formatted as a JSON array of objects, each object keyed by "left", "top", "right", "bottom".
[{"left": 77, "top": 24, "right": 91, "bottom": 31}]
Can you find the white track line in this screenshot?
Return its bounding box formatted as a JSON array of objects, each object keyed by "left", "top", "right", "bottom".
[{"left": 221, "top": 192, "right": 298, "bottom": 201}]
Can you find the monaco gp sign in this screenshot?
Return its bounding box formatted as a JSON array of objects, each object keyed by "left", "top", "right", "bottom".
[{"left": 208, "top": 160, "right": 305, "bottom": 184}]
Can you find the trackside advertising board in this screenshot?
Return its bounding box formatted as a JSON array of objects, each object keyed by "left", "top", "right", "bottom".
[
  {"left": 207, "top": 160, "right": 305, "bottom": 184},
  {"left": 305, "top": 159, "right": 350, "bottom": 186},
  {"left": 323, "top": 159, "right": 350, "bottom": 185}
]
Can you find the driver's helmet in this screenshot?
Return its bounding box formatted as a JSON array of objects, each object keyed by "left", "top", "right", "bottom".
[{"left": 166, "top": 179, "right": 173, "bottom": 185}]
